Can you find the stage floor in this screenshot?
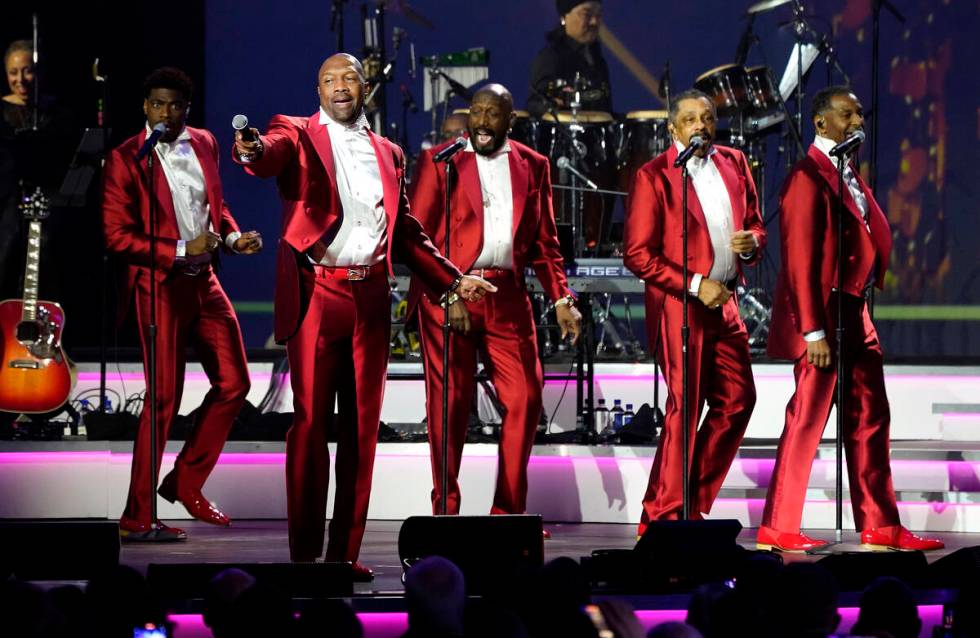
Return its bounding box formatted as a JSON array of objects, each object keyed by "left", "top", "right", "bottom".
[{"left": 118, "top": 520, "right": 979, "bottom": 598}]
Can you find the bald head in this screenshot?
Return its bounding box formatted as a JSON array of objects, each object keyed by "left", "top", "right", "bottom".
[
  {"left": 317, "top": 52, "right": 366, "bottom": 124},
  {"left": 468, "top": 83, "right": 515, "bottom": 156},
  {"left": 319, "top": 53, "right": 365, "bottom": 81},
  {"left": 472, "top": 83, "right": 514, "bottom": 109}
]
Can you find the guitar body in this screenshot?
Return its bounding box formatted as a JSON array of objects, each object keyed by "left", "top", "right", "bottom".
[{"left": 0, "top": 299, "right": 73, "bottom": 414}]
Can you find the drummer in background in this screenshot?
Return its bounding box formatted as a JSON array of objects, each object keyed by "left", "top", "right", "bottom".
[
  {"left": 439, "top": 111, "right": 468, "bottom": 142},
  {"left": 527, "top": 0, "right": 611, "bottom": 117}
]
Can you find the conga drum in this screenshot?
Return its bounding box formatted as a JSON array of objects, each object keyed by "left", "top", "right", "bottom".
[
  {"left": 537, "top": 111, "right": 617, "bottom": 250},
  {"left": 617, "top": 110, "right": 670, "bottom": 192},
  {"left": 694, "top": 64, "right": 752, "bottom": 118}
]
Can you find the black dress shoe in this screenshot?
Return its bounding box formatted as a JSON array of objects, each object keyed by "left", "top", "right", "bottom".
[{"left": 119, "top": 516, "right": 187, "bottom": 542}]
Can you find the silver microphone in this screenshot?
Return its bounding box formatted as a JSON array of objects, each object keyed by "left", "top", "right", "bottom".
[
  {"left": 556, "top": 156, "right": 599, "bottom": 190},
  {"left": 232, "top": 114, "right": 255, "bottom": 142}
]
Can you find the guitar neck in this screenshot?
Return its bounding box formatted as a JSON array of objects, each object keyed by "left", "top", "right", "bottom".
[{"left": 20, "top": 219, "right": 42, "bottom": 322}]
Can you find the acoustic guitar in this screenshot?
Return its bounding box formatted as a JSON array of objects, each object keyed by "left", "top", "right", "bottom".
[{"left": 0, "top": 188, "right": 74, "bottom": 413}]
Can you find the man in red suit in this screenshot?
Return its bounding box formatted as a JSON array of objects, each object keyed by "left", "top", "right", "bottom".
[
  {"left": 624, "top": 89, "right": 766, "bottom": 534},
  {"left": 103, "top": 67, "right": 263, "bottom": 542},
  {"left": 408, "top": 84, "right": 582, "bottom": 518},
  {"left": 233, "top": 53, "right": 495, "bottom": 577},
  {"left": 760, "top": 86, "right": 943, "bottom": 552}
]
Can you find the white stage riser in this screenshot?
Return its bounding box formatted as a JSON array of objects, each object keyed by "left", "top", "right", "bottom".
[
  {"left": 3, "top": 445, "right": 980, "bottom": 532},
  {"left": 73, "top": 363, "right": 980, "bottom": 441}
]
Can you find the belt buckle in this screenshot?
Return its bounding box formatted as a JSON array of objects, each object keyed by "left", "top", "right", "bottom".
[
  {"left": 347, "top": 266, "right": 367, "bottom": 281},
  {"left": 183, "top": 265, "right": 202, "bottom": 277}
]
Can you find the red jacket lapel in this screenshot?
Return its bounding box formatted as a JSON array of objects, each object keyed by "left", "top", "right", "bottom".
[
  {"left": 808, "top": 145, "right": 869, "bottom": 230},
  {"left": 664, "top": 143, "right": 708, "bottom": 231},
  {"left": 187, "top": 129, "right": 223, "bottom": 231},
  {"left": 304, "top": 113, "right": 341, "bottom": 214},
  {"left": 713, "top": 149, "right": 745, "bottom": 229},
  {"left": 851, "top": 166, "right": 892, "bottom": 275},
  {"left": 453, "top": 150, "right": 485, "bottom": 224},
  {"left": 367, "top": 130, "right": 399, "bottom": 236},
  {"left": 134, "top": 129, "right": 179, "bottom": 238},
  {"left": 508, "top": 144, "right": 530, "bottom": 240}
]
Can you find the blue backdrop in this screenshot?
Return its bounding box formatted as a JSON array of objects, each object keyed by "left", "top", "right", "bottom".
[{"left": 203, "top": 0, "right": 980, "bottom": 357}]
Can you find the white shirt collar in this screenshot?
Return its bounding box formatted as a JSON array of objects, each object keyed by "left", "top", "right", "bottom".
[
  {"left": 465, "top": 137, "right": 511, "bottom": 156},
  {"left": 319, "top": 107, "right": 370, "bottom": 133},
  {"left": 813, "top": 134, "right": 849, "bottom": 168}
]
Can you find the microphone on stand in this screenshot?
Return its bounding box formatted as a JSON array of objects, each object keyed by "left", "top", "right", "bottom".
[
  {"left": 673, "top": 134, "right": 705, "bottom": 167},
  {"left": 829, "top": 129, "right": 865, "bottom": 158},
  {"left": 232, "top": 114, "right": 256, "bottom": 141},
  {"left": 135, "top": 122, "right": 168, "bottom": 161},
  {"left": 556, "top": 156, "right": 598, "bottom": 190},
  {"left": 433, "top": 136, "right": 467, "bottom": 163},
  {"left": 436, "top": 70, "right": 474, "bottom": 102}
]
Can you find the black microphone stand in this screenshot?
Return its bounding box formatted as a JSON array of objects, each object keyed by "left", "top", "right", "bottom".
[
  {"left": 330, "top": 0, "right": 347, "bottom": 51},
  {"left": 439, "top": 156, "right": 456, "bottom": 516},
  {"left": 95, "top": 61, "right": 110, "bottom": 416},
  {"left": 677, "top": 156, "right": 694, "bottom": 521},
  {"left": 144, "top": 147, "right": 161, "bottom": 531},
  {"left": 833, "top": 151, "right": 848, "bottom": 546}
]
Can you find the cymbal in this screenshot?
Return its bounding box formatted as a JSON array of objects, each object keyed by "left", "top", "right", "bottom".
[{"left": 747, "top": 0, "right": 793, "bottom": 14}]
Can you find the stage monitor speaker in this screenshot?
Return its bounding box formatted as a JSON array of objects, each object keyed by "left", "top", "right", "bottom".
[
  {"left": 926, "top": 545, "right": 980, "bottom": 589},
  {"left": 585, "top": 519, "right": 747, "bottom": 593},
  {"left": 0, "top": 520, "right": 120, "bottom": 580},
  {"left": 817, "top": 550, "right": 929, "bottom": 591},
  {"left": 398, "top": 515, "right": 544, "bottom": 593},
  {"left": 146, "top": 562, "right": 353, "bottom": 600}
]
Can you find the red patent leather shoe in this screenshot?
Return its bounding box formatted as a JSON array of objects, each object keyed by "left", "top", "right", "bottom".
[
  {"left": 861, "top": 525, "right": 945, "bottom": 551},
  {"left": 542, "top": 529, "right": 552, "bottom": 540},
  {"left": 159, "top": 475, "right": 230, "bottom": 526},
  {"left": 756, "top": 525, "right": 829, "bottom": 553},
  {"left": 119, "top": 515, "right": 187, "bottom": 542},
  {"left": 351, "top": 562, "right": 374, "bottom": 582}
]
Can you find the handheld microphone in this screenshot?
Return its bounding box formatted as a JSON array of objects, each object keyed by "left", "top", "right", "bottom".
[
  {"left": 556, "top": 157, "right": 599, "bottom": 190},
  {"left": 829, "top": 129, "right": 865, "bottom": 158},
  {"left": 673, "top": 134, "right": 705, "bottom": 167},
  {"left": 433, "top": 136, "right": 467, "bottom": 163},
  {"left": 232, "top": 114, "right": 256, "bottom": 142},
  {"left": 135, "top": 122, "right": 168, "bottom": 161}
]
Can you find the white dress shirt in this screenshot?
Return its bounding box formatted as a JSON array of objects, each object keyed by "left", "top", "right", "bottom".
[
  {"left": 678, "top": 142, "right": 749, "bottom": 296},
  {"left": 317, "top": 108, "right": 387, "bottom": 267},
  {"left": 147, "top": 124, "right": 240, "bottom": 258},
  {"left": 466, "top": 139, "right": 514, "bottom": 270},
  {"left": 803, "top": 135, "right": 872, "bottom": 342}
]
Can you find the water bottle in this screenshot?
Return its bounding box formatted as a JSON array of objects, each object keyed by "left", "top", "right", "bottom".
[
  {"left": 610, "top": 399, "right": 624, "bottom": 430},
  {"left": 594, "top": 399, "right": 610, "bottom": 435},
  {"left": 623, "top": 403, "right": 635, "bottom": 428}
]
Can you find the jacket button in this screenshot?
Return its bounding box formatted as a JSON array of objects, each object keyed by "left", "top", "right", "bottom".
[
  {"left": 303, "top": 237, "right": 311, "bottom": 245},
  {"left": 456, "top": 241, "right": 463, "bottom": 247},
  {"left": 305, "top": 207, "right": 313, "bottom": 215}
]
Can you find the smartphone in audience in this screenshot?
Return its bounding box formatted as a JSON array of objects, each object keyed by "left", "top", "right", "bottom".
[{"left": 133, "top": 623, "right": 168, "bottom": 638}]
